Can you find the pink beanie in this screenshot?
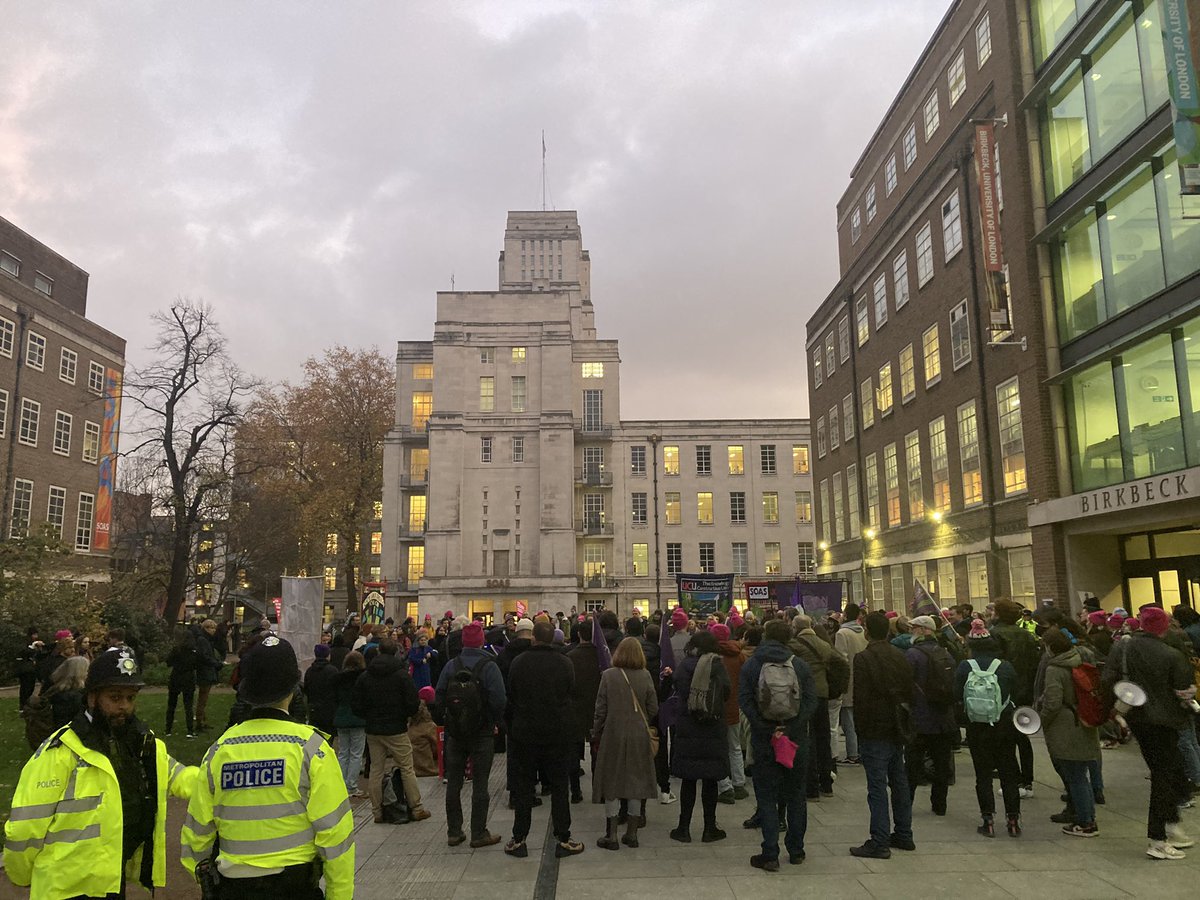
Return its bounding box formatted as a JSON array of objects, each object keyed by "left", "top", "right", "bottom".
[
  {"left": 968, "top": 620, "right": 991, "bottom": 640},
  {"left": 671, "top": 608, "right": 689, "bottom": 630},
  {"left": 418, "top": 686, "right": 435, "bottom": 704},
  {"left": 462, "top": 621, "right": 485, "bottom": 648},
  {"left": 709, "top": 623, "right": 731, "bottom": 642},
  {"left": 1139, "top": 606, "right": 1170, "bottom": 637},
  {"left": 1106, "top": 614, "right": 1125, "bottom": 629},
  {"left": 1087, "top": 610, "right": 1108, "bottom": 627},
  {"left": 884, "top": 611, "right": 899, "bottom": 620}
]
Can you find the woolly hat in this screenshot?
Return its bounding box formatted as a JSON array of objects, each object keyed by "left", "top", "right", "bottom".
[
  {"left": 515, "top": 618, "right": 534, "bottom": 635},
  {"left": 728, "top": 611, "right": 744, "bottom": 628},
  {"left": 884, "top": 610, "right": 899, "bottom": 620},
  {"left": 462, "top": 621, "right": 485, "bottom": 648},
  {"left": 909, "top": 615, "right": 938, "bottom": 632},
  {"left": 968, "top": 620, "right": 992, "bottom": 640},
  {"left": 671, "top": 608, "right": 689, "bottom": 630},
  {"left": 418, "top": 686, "right": 436, "bottom": 704},
  {"left": 314, "top": 643, "right": 331, "bottom": 659},
  {"left": 1087, "top": 610, "right": 1108, "bottom": 627},
  {"left": 1113, "top": 607, "right": 1129, "bottom": 618},
  {"left": 1139, "top": 606, "right": 1171, "bottom": 637},
  {"left": 1106, "top": 614, "right": 1126, "bottom": 629},
  {"left": 709, "top": 623, "right": 731, "bottom": 642},
  {"left": 240, "top": 635, "right": 301, "bottom": 705},
  {"left": 552, "top": 628, "right": 565, "bottom": 643},
  {"left": 1125, "top": 618, "right": 1142, "bottom": 632},
  {"left": 55, "top": 629, "right": 73, "bottom": 641}
]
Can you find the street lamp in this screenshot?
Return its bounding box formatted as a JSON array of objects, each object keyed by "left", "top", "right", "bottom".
[{"left": 929, "top": 510, "right": 944, "bottom": 523}]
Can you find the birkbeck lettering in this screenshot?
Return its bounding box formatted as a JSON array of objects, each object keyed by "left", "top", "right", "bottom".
[{"left": 1080, "top": 474, "right": 1189, "bottom": 514}]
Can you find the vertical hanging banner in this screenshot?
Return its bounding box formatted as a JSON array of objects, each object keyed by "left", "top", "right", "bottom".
[
  {"left": 1161, "top": 0, "right": 1200, "bottom": 193},
  {"left": 974, "top": 124, "right": 1005, "bottom": 272},
  {"left": 362, "top": 582, "right": 386, "bottom": 624},
  {"left": 92, "top": 368, "right": 122, "bottom": 551}
]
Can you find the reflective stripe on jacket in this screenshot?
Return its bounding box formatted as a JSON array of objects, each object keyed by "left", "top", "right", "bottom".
[
  {"left": 3, "top": 724, "right": 198, "bottom": 898},
  {"left": 181, "top": 711, "right": 354, "bottom": 900}
]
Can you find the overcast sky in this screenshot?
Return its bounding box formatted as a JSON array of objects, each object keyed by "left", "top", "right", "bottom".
[{"left": 1, "top": 0, "right": 950, "bottom": 420}]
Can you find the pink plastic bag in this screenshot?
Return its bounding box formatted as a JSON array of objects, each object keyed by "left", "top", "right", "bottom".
[{"left": 771, "top": 733, "right": 798, "bottom": 769}]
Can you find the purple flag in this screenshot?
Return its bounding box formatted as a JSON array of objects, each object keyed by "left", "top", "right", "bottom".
[
  {"left": 659, "top": 610, "right": 676, "bottom": 675},
  {"left": 593, "top": 613, "right": 612, "bottom": 671},
  {"left": 911, "top": 579, "right": 941, "bottom": 619}
]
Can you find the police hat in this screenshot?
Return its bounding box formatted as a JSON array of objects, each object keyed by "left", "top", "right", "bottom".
[
  {"left": 240, "top": 635, "right": 301, "bottom": 705},
  {"left": 86, "top": 646, "right": 146, "bottom": 691}
]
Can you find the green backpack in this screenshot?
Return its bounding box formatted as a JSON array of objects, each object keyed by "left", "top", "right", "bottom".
[{"left": 963, "top": 659, "right": 1003, "bottom": 725}]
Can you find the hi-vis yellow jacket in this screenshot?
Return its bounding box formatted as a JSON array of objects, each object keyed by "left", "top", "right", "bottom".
[
  {"left": 181, "top": 710, "right": 354, "bottom": 900},
  {"left": 3, "top": 723, "right": 198, "bottom": 899}
]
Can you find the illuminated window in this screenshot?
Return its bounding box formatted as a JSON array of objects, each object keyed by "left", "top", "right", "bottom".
[
  {"left": 762, "top": 492, "right": 779, "bottom": 524},
  {"left": 795, "top": 491, "right": 812, "bottom": 523},
  {"left": 798, "top": 542, "right": 815, "bottom": 576},
  {"left": 665, "top": 492, "right": 680, "bottom": 525},
  {"left": 905, "top": 431, "right": 924, "bottom": 519},
  {"left": 412, "top": 363, "right": 433, "bottom": 380},
  {"left": 373, "top": 500, "right": 383, "bottom": 519},
  {"left": 663, "top": 445, "right": 679, "bottom": 476},
  {"left": 407, "top": 546, "right": 425, "bottom": 583},
  {"left": 792, "top": 444, "right": 809, "bottom": 474},
  {"left": 884, "top": 443, "right": 901, "bottom": 527},
  {"left": 947, "top": 49, "right": 966, "bottom": 106},
  {"left": 411, "top": 392, "right": 432, "bottom": 429},
  {"left": 764, "top": 543, "right": 781, "bottom": 575},
  {"left": 324, "top": 567, "right": 338, "bottom": 590},
  {"left": 856, "top": 296, "right": 870, "bottom": 345},
  {"left": 900, "top": 345, "right": 915, "bottom": 402},
  {"left": 860, "top": 378, "right": 875, "bottom": 429},
  {"left": 958, "top": 401, "right": 983, "bottom": 506},
  {"left": 326, "top": 533, "right": 339, "bottom": 554},
  {"left": 581, "top": 362, "right": 605, "bottom": 378},
  {"left": 930, "top": 416, "right": 951, "bottom": 512},
  {"left": 997, "top": 378, "right": 1027, "bottom": 495},
  {"left": 923, "top": 325, "right": 942, "bottom": 386},
  {"left": 479, "top": 377, "right": 494, "bottom": 412},
  {"left": 877, "top": 363, "right": 894, "bottom": 417},
  {"left": 409, "top": 495, "right": 427, "bottom": 533},
  {"left": 371, "top": 531, "right": 382, "bottom": 554},
  {"left": 697, "top": 492, "right": 713, "bottom": 524},
  {"left": 511, "top": 346, "right": 526, "bottom": 361},
  {"left": 864, "top": 453, "right": 879, "bottom": 528},
  {"left": 728, "top": 445, "right": 744, "bottom": 475},
  {"left": 410, "top": 448, "right": 429, "bottom": 480},
  {"left": 632, "top": 543, "right": 649, "bottom": 576}
]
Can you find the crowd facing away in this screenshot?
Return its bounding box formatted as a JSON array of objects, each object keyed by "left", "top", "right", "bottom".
[{"left": 6, "top": 594, "right": 1200, "bottom": 898}]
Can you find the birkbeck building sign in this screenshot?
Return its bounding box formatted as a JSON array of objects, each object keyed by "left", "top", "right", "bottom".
[{"left": 1029, "top": 466, "right": 1200, "bottom": 528}]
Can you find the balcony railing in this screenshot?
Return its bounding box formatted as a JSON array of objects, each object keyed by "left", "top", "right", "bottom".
[
  {"left": 399, "top": 472, "right": 429, "bottom": 487},
  {"left": 573, "top": 419, "right": 612, "bottom": 438},
  {"left": 574, "top": 467, "right": 613, "bottom": 486},
  {"left": 400, "top": 423, "right": 430, "bottom": 442},
  {"left": 398, "top": 522, "right": 427, "bottom": 540},
  {"left": 578, "top": 574, "right": 619, "bottom": 590},
  {"left": 576, "top": 517, "right": 614, "bottom": 536}
]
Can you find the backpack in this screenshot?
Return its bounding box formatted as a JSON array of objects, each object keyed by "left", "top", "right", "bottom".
[
  {"left": 963, "top": 659, "right": 1004, "bottom": 725},
  {"left": 444, "top": 657, "right": 490, "bottom": 741},
  {"left": 757, "top": 658, "right": 802, "bottom": 721},
  {"left": 825, "top": 650, "right": 851, "bottom": 699},
  {"left": 1071, "top": 662, "right": 1110, "bottom": 727},
  {"left": 917, "top": 642, "right": 956, "bottom": 709},
  {"left": 687, "top": 653, "right": 727, "bottom": 724},
  {"left": 23, "top": 692, "right": 56, "bottom": 750}
]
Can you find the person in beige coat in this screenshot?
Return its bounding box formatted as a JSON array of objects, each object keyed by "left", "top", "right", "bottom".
[{"left": 592, "top": 637, "right": 659, "bottom": 849}]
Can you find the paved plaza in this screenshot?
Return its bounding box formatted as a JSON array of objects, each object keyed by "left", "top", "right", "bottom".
[{"left": 346, "top": 734, "right": 1200, "bottom": 899}]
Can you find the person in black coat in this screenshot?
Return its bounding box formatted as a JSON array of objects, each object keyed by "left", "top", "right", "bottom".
[
  {"left": 566, "top": 621, "right": 603, "bottom": 803},
  {"left": 599, "top": 610, "right": 624, "bottom": 653},
  {"left": 329, "top": 632, "right": 350, "bottom": 670},
  {"left": 165, "top": 630, "right": 198, "bottom": 736},
  {"left": 351, "top": 638, "right": 430, "bottom": 823},
  {"left": 303, "top": 644, "right": 340, "bottom": 734},
  {"left": 669, "top": 630, "right": 732, "bottom": 843},
  {"left": 498, "top": 620, "right": 534, "bottom": 679}
]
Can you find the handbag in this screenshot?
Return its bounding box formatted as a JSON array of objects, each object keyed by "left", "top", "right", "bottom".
[{"left": 621, "top": 669, "right": 660, "bottom": 757}]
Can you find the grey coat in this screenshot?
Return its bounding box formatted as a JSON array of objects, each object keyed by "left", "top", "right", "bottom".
[
  {"left": 1040, "top": 649, "right": 1101, "bottom": 762},
  {"left": 591, "top": 666, "right": 660, "bottom": 803}
]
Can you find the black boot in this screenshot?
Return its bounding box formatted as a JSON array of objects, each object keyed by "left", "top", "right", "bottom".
[
  {"left": 622, "top": 815, "right": 640, "bottom": 848},
  {"left": 598, "top": 816, "right": 620, "bottom": 850}
]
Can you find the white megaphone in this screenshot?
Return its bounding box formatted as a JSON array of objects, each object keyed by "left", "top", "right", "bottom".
[
  {"left": 1013, "top": 706, "right": 1041, "bottom": 735},
  {"left": 1113, "top": 680, "right": 1147, "bottom": 715}
]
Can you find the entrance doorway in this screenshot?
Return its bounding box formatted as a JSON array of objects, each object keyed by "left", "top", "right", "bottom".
[{"left": 1121, "top": 528, "right": 1200, "bottom": 609}]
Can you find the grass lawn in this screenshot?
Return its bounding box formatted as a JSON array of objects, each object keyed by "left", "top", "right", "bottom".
[{"left": 0, "top": 689, "right": 236, "bottom": 841}]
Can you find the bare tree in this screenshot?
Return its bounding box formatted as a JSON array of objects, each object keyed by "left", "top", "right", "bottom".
[{"left": 122, "top": 301, "right": 258, "bottom": 624}]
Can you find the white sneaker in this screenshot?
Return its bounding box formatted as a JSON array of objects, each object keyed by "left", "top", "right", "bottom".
[
  {"left": 659, "top": 790, "right": 678, "bottom": 805},
  {"left": 1147, "top": 840, "right": 1187, "bottom": 860},
  {"left": 1167, "top": 823, "right": 1195, "bottom": 849},
  {"left": 1019, "top": 785, "right": 1034, "bottom": 799}
]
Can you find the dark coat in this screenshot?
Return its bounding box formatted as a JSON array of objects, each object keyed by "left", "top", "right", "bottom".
[
  {"left": 669, "top": 654, "right": 731, "bottom": 782},
  {"left": 333, "top": 667, "right": 366, "bottom": 730},
  {"left": 166, "top": 642, "right": 197, "bottom": 689},
  {"left": 991, "top": 622, "right": 1040, "bottom": 705},
  {"left": 738, "top": 640, "right": 818, "bottom": 765},
  {"left": 790, "top": 630, "right": 832, "bottom": 699},
  {"left": 329, "top": 643, "right": 350, "bottom": 671},
  {"left": 565, "top": 643, "right": 603, "bottom": 744},
  {"left": 434, "top": 647, "right": 507, "bottom": 733},
  {"left": 904, "top": 638, "right": 957, "bottom": 734},
  {"left": 637, "top": 637, "right": 661, "bottom": 689},
  {"left": 1102, "top": 633, "right": 1194, "bottom": 730},
  {"left": 506, "top": 644, "right": 574, "bottom": 751},
  {"left": 852, "top": 640, "right": 915, "bottom": 742},
  {"left": 1040, "top": 648, "right": 1100, "bottom": 761},
  {"left": 498, "top": 637, "right": 533, "bottom": 682},
  {"left": 302, "top": 658, "right": 340, "bottom": 733},
  {"left": 351, "top": 652, "right": 419, "bottom": 735},
  {"left": 193, "top": 628, "right": 223, "bottom": 687}
]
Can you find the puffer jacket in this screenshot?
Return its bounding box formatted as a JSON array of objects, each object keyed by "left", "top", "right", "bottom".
[{"left": 351, "top": 652, "right": 419, "bottom": 735}]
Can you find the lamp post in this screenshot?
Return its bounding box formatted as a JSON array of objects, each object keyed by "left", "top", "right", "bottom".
[{"left": 649, "top": 433, "right": 662, "bottom": 613}]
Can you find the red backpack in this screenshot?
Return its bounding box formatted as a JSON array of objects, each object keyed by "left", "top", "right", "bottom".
[{"left": 1071, "top": 663, "right": 1111, "bottom": 727}]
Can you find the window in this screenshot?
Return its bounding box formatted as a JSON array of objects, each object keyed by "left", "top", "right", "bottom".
[
  {"left": 877, "top": 363, "right": 894, "bottom": 417},
  {"left": 891, "top": 566, "right": 906, "bottom": 610},
  {"left": 728, "top": 445, "right": 743, "bottom": 475},
  {"left": 948, "top": 49, "right": 966, "bottom": 106},
  {"left": 407, "top": 546, "right": 425, "bottom": 583},
  {"left": 976, "top": 13, "right": 992, "bottom": 65},
  {"left": 860, "top": 378, "right": 875, "bottom": 429},
  {"left": 696, "top": 445, "right": 712, "bottom": 476},
  {"left": 511, "top": 346, "right": 526, "bottom": 361},
  {"left": 373, "top": 500, "right": 383, "bottom": 519},
  {"left": 583, "top": 389, "right": 603, "bottom": 431},
  {"left": 732, "top": 543, "right": 749, "bottom": 576},
  {"left": 512, "top": 436, "right": 524, "bottom": 462},
  {"left": 46, "top": 486, "right": 66, "bottom": 541},
  {"left": 842, "top": 394, "right": 854, "bottom": 443},
  {"left": 511, "top": 376, "right": 526, "bottom": 412},
  {"left": 26, "top": 332, "right": 45, "bottom": 371},
  {"left": 997, "top": 377, "right": 1027, "bottom": 495},
  {"left": 631, "top": 492, "right": 648, "bottom": 525},
  {"left": 19, "top": 399, "right": 39, "bottom": 446},
  {"left": 59, "top": 348, "right": 77, "bottom": 384},
  {"left": 411, "top": 391, "right": 432, "bottom": 429},
  {"left": 866, "top": 184, "right": 877, "bottom": 222},
  {"left": 817, "top": 417, "right": 827, "bottom": 458},
  {"left": 872, "top": 274, "right": 888, "bottom": 327},
  {"left": 665, "top": 492, "right": 681, "bottom": 526},
  {"left": 832, "top": 472, "right": 845, "bottom": 542},
  {"left": 893, "top": 251, "right": 910, "bottom": 309},
  {"left": 764, "top": 543, "right": 781, "bottom": 575},
  {"left": 847, "top": 463, "right": 860, "bottom": 535},
  {"left": 812, "top": 348, "right": 823, "bottom": 389},
  {"left": 903, "top": 123, "right": 918, "bottom": 170},
  {"left": 950, "top": 300, "right": 971, "bottom": 368},
  {"left": 480, "top": 348, "right": 494, "bottom": 364},
  {"left": 412, "top": 363, "right": 433, "bottom": 380},
  {"left": 75, "top": 493, "right": 94, "bottom": 552},
  {"left": 922, "top": 325, "right": 942, "bottom": 385},
  {"left": 940, "top": 194, "right": 963, "bottom": 262},
  {"left": 838, "top": 317, "right": 850, "bottom": 362},
  {"left": 581, "top": 362, "right": 605, "bottom": 378},
  {"left": 632, "top": 543, "right": 649, "bottom": 576},
  {"left": 829, "top": 406, "right": 840, "bottom": 451},
  {"left": 864, "top": 453, "right": 880, "bottom": 528},
  {"left": 795, "top": 490, "right": 813, "bottom": 525},
  {"left": 663, "top": 445, "right": 679, "bottom": 476},
  {"left": 0, "top": 389, "right": 7, "bottom": 437},
  {"left": 798, "top": 542, "right": 815, "bottom": 576},
  {"left": 370, "top": 531, "right": 382, "bottom": 555},
  {"left": 899, "top": 345, "right": 916, "bottom": 402},
  {"left": 958, "top": 401, "right": 983, "bottom": 506},
  {"left": 697, "top": 492, "right": 714, "bottom": 525},
  {"left": 699, "top": 543, "right": 716, "bottom": 574},
  {"left": 967, "top": 553, "right": 989, "bottom": 604},
  {"left": 856, "top": 296, "right": 870, "bottom": 346},
  {"left": 631, "top": 445, "right": 646, "bottom": 476},
  {"left": 9, "top": 478, "right": 32, "bottom": 539},
  {"left": 83, "top": 421, "right": 100, "bottom": 463},
  {"left": 667, "top": 543, "right": 682, "bottom": 575},
  {"left": 0, "top": 251, "right": 18, "bottom": 276},
  {"left": 792, "top": 443, "right": 809, "bottom": 475},
  {"left": 930, "top": 417, "right": 950, "bottom": 512},
  {"left": 53, "top": 411, "right": 71, "bottom": 456},
  {"left": 34, "top": 272, "right": 53, "bottom": 296},
  {"left": 884, "top": 443, "right": 901, "bottom": 527},
  {"left": 825, "top": 332, "right": 836, "bottom": 376},
  {"left": 760, "top": 444, "right": 777, "bottom": 475},
  {"left": 1007, "top": 547, "right": 1034, "bottom": 602},
  {"left": 818, "top": 479, "right": 830, "bottom": 544},
  {"left": 480, "top": 436, "right": 493, "bottom": 463},
  {"left": 871, "top": 568, "right": 886, "bottom": 606},
  {"left": 478, "top": 377, "right": 494, "bottom": 412},
  {"left": 851, "top": 208, "right": 862, "bottom": 243},
  {"left": 905, "top": 431, "right": 924, "bottom": 519},
  {"left": 730, "top": 491, "right": 746, "bottom": 523},
  {"left": 915, "top": 222, "right": 934, "bottom": 286},
  {"left": 923, "top": 89, "right": 940, "bottom": 139},
  {"left": 763, "top": 492, "right": 779, "bottom": 524},
  {"left": 88, "top": 361, "right": 105, "bottom": 394},
  {"left": 886, "top": 154, "right": 898, "bottom": 195}
]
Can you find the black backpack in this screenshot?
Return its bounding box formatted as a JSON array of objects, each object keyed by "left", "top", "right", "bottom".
[
  {"left": 444, "top": 657, "right": 491, "bottom": 741},
  {"left": 917, "top": 642, "right": 956, "bottom": 709}
]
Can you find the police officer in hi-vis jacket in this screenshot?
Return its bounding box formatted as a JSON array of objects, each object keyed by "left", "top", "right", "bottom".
[{"left": 182, "top": 634, "right": 354, "bottom": 899}]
